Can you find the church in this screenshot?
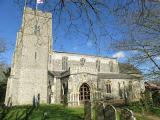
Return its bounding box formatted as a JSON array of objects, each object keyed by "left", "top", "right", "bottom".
[{"left": 5, "top": 7, "right": 144, "bottom": 106}]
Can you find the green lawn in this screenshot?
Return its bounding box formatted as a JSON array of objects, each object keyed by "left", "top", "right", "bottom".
[
  {"left": 1, "top": 103, "right": 160, "bottom": 120},
  {"left": 1, "top": 104, "right": 84, "bottom": 120}
]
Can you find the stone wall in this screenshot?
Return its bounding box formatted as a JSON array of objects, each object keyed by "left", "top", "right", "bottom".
[
  {"left": 67, "top": 73, "right": 97, "bottom": 106},
  {"left": 99, "top": 78, "right": 142, "bottom": 101},
  {"left": 50, "top": 51, "right": 119, "bottom": 73}
]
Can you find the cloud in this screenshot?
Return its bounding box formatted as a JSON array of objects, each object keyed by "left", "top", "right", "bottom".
[
  {"left": 112, "top": 51, "right": 125, "bottom": 59},
  {"left": 87, "top": 41, "right": 92, "bottom": 47}
]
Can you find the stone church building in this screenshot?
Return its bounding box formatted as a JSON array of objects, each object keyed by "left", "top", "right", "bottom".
[{"left": 5, "top": 7, "right": 144, "bottom": 106}]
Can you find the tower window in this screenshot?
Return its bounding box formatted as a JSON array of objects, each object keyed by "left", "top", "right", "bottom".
[
  {"left": 34, "top": 25, "right": 40, "bottom": 35},
  {"left": 106, "top": 83, "right": 111, "bottom": 93},
  {"left": 62, "top": 56, "right": 68, "bottom": 70}
]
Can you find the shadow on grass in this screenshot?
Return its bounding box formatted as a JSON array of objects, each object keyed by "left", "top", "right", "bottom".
[{"left": 2, "top": 105, "right": 84, "bottom": 120}]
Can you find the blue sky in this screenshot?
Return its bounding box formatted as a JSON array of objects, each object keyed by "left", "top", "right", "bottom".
[{"left": 0, "top": 0, "right": 127, "bottom": 65}]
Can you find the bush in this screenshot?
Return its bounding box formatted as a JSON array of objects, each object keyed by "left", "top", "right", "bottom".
[{"left": 150, "top": 107, "right": 160, "bottom": 117}]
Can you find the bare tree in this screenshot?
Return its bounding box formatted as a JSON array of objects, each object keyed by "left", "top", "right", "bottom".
[
  {"left": 13, "top": 0, "right": 148, "bottom": 51},
  {"left": 111, "top": 0, "right": 160, "bottom": 80},
  {"left": 12, "top": 0, "right": 160, "bottom": 80}
]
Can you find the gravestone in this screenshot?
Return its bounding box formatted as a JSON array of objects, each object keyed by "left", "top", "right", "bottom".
[
  {"left": 0, "top": 111, "right": 2, "bottom": 120},
  {"left": 104, "top": 105, "right": 117, "bottom": 120},
  {"left": 84, "top": 101, "right": 91, "bottom": 120},
  {"left": 95, "top": 102, "right": 105, "bottom": 120},
  {"left": 120, "top": 108, "right": 136, "bottom": 120}
]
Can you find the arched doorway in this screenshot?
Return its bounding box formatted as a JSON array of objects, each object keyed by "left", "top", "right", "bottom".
[{"left": 79, "top": 83, "right": 90, "bottom": 101}]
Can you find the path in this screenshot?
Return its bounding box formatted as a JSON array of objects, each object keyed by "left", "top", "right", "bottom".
[{"left": 135, "top": 112, "right": 160, "bottom": 120}]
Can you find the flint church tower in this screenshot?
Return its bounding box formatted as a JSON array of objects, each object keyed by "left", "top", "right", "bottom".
[{"left": 5, "top": 7, "right": 52, "bottom": 105}]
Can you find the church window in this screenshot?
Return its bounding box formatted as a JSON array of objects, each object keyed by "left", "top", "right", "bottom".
[
  {"left": 79, "top": 83, "right": 90, "bottom": 101},
  {"left": 106, "top": 83, "right": 111, "bottom": 93},
  {"left": 109, "top": 61, "right": 114, "bottom": 72},
  {"left": 80, "top": 58, "right": 85, "bottom": 66},
  {"left": 96, "top": 60, "right": 100, "bottom": 72},
  {"left": 118, "top": 82, "right": 123, "bottom": 98},
  {"left": 62, "top": 56, "right": 68, "bottom": 70}
]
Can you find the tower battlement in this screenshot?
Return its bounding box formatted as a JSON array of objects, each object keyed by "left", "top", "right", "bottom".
[{"left": 25, "top": 7, "right": 52, "bottom": 18}]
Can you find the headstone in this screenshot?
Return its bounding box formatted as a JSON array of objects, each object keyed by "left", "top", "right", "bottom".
[
  {"left": 120, "top": 108, "right": 136, "bottom": 120},
  {"left": 95, "top": 102, "right": 105, "bottom": 120},
  {"left": 84, "top": 101, "right": 91, "bottom": 120},
  {"left": 104, "top": 105, "right": 117, "bottom": 120},
  {"left": 32, "top": 95, "right": 36, "bottom": 107}
]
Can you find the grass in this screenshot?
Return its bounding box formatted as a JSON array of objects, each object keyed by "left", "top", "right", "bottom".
[
  {"left": 2, "top": 104, "right": 84, "bottom": 120},
  {"left": 2, "top": 103, "right": 160, "bottom": 120}
]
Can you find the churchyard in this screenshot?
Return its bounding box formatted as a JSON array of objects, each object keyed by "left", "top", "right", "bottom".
[
  {"left": 1, "top": 101, "right": 160, "bottom": 120},
  {"left": 0, "top": 0, "right": 160, "bottom": 120}
]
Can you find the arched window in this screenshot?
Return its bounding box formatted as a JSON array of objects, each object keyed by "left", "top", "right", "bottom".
[
  {"left": 109, "top": 61, "right": 114, "bottom": 72},
  {"left": 96, "top": 60, "right": 100, "bottom": 72},
  {"left": 118, "top": 82, "right": 123, "bottom": 98},
  {"left": 79, "top": 83, "right": 90, "bottom": 101},
  {"left": 62, "top": 56, "right": 68, "bottom": 70},
  {"left": 106, "top": 83, "right": 111, "bottom": 93}
]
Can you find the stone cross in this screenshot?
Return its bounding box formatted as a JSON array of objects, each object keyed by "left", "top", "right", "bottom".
[{"left": 95, "top": 102, "right": 105, "bottom": 120}]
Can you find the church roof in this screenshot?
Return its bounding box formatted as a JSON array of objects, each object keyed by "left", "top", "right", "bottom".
[
  {"left": 98, "top": 73, "right": 142, "bottom": 80},
  {"left": 48, "top": 70, "right": 70, "bottom": 78},
  {"left": 53, "top": 50, "right": 116, "bottom": 60},
  {"left": 119, "top": 63, "right": 142, "bottom": 74}
]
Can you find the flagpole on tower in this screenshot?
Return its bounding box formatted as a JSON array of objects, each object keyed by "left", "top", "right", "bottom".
[
  {"left": 36, "top": 0, "right": 44, "bottom": 10},
  {"left": 24, "top": 0, "right": 27, "bottom": 11},
  {"left": 36, "top": 0, "right": 38, "bottom": 11}
]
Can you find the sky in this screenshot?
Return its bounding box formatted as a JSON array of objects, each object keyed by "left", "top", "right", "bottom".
[{"left": 0, "top": 0, "right": 127, "bottom": 65}]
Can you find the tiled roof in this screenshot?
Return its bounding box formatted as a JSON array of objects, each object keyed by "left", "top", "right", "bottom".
[{"left": 119, "top": 63, "right": 141, "bottom": 74}]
